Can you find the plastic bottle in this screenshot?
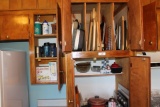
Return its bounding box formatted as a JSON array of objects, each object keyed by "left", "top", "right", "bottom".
[{"left": 42, "top": 20, "right": 49, "bottom": 35}]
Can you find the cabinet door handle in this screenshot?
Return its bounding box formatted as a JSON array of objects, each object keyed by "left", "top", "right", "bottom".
[
  {"left": 149, "top": 41, "right": 153, "bottom": 45},
  {"left": 68, "top": 100, "right": 73, "bottom": 103},
  {"left": 6, "top": 35, "right": 9, "bottom": 39}
]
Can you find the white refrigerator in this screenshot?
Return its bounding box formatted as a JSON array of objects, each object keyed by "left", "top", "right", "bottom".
[{"left": 0, "top": 50, "right": 29, "bottom": 107}]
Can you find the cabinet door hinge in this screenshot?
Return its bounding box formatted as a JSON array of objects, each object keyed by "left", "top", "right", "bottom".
[{"left": 130, "top": 63, "right": 132, "bottom": 67}]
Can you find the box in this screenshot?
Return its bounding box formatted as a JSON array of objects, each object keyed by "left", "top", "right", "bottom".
[{"left": 36, "top": 62, "right": 57, "bottom": 82}]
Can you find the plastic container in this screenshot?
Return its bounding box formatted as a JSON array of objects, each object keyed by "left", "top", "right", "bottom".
[{"left": 42, "top": 20, "right": 49, "bottom": 35}]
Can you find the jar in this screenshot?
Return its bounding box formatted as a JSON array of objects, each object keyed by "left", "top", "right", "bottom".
[
  {"left": 42, "top": 20, "right": 49, "bottom": 35},
  {"left": 43, "top": 42, "right": 50, "bottom": 57}
]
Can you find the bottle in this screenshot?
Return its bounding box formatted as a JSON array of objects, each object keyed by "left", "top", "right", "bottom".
[
  {"left": 50, "top": 43, "right": 57, "bottom": 57},
  {"left": 43, "top": 42, "right": 50, "bottom": 57},
  {"left": 42, "top": 20, "right": 49, "bottom": 35}
]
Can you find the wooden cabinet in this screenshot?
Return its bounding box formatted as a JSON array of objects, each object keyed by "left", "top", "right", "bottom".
[
  {"left": 0, "top": 0, "right": 56, "bottom": 10},
  {"left": 0, "top": 14, "right": 30, "bottom": 40},
  {"left": 64, "top": 0, "right": 152, "bottom": 107},
  {"left": 143, "top": 2, "right": 157, "bottom": 51},
  {"left": 37, "top": 0, "right": 56, "bottom": 10},
  {"left": 29, "top": 12, "right": 58, "bottom": 84},
  {"left": 22, "top": 0, "right": 37, "bottom": 9},
  {"left": 0, "top": 0, "right": 9, "bottom": 10},
  {"left": 57, "top": 0, "right": 72, "bottom": 52},
  {"left": 9, "top": 0, "right": 22, "bottom": 10},
  {"left": 130, "top": 57, "right": 150, "bottom": 107}
]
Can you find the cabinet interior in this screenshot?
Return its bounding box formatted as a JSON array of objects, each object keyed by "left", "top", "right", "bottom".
[
  {"left": 33, "top": 14, "right": 58, "bottom": 84},
  {"left": 71, "top": 2, "right": 128, "bottom": 51}
]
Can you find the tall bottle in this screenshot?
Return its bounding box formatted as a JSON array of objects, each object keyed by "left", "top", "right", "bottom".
[{"left": 42, "top": 20, "right": 49, "bottom": 35}]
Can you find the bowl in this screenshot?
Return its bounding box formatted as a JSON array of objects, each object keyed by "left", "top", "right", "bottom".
[
  {"left": 111, "top": 67, "right": 122, "bottom": 73},
  {"left": 75, "top": 62, "right": 91, "bottom": 73}
]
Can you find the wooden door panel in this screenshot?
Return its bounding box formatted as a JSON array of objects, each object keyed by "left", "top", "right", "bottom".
[
  {"left": 0, "top": 0, "right": 9, "bottom": 10},
  {"left": 38, "top": 0, "right": 56, "bottom": 9},
  {"left": 130, "top": 56, "right": 150, "bottom": 107},
  {"left": 157, "top": 12, "right": 160, "bottom": 50},
  {"left": 0, "top": 16, "right": 3, "bottom": 40},
  {"left": 61, "top": 0, "right": 72, "bottom": 52},
  {"left": 9, "top": 0, "right": 22, "bottom": 10},
  {"left": 22, "top": 0, "right": 37, "bottom": 9},
  {"left": 65, "top": 54, "right": 75, "bottom": 107},
  {"left": 151, "top": 0, "right": 160, "bottom": 8},
  {"left": 128, "top": 0, "right": 144, "bottom": 50},
  {"left": 1, "top": 15, "right": 29, "bottom": 40},
  {"left": 143, "top": 2, "right": 157, "bottom": 51}
]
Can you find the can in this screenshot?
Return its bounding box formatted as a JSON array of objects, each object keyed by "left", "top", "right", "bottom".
[{"left": 34, "top": 21, "right": 42, "bottom": 34}]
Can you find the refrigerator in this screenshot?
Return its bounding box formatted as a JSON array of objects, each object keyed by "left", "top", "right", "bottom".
[{"left": 0, "top": 50, "right": 29, "bottom": 107}]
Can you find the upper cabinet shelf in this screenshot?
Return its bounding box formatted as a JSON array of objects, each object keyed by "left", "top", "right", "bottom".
[
  {"left": 34, "top": 34, "right": 57, "bottom": 38},
  {"left": 72, "top": 50, "right": 133, "bottom": 59}
]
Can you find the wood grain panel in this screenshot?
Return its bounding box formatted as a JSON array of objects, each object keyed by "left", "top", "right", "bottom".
[
  {"left": 130, "top": 56, "right": 150, "bottom": 107},
  {"left": 65, "top": 54, "right": 75, "bottom": 107},
  {"left": 9, "top": 0, "right": 22, "bottom": 10},
  {"left": 61, "top": 0, "right": 72, "bottom": 52},
  {"left": 22, "top": 0, "right": 37, "bottom": 9},
  {"left": 143, "top": 2, "right": 157, "bottom": 51},
  {"left": 0, "top": 0, "right": 9, "bottom": 10},
  {"left": 71, "top": 0, "right": 128, "bottom": 3},
  {"left": 128, "top": 0, "right": 144, "bottom": 50},
  {"left": 38, "top": 0, "right": 56, "bottom": 9},
  {"left": 157, "top": 12, "right": 160, "bottom": 50},
  {"left": 1, "top": 15, "right": 29, "bottom": 40},
  {"left": 0, "top": 16, "right": 3, "bottom": 40},
  {"left": 151, "top": 0, "right": 160, "bottom": 8}
]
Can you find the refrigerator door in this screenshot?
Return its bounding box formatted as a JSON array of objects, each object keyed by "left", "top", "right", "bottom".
[{"left": 0, "top": 50, "right": 29, "bottom": 107}]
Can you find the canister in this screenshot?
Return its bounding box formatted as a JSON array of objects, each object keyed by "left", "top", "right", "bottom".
[{"left": 34, "top": 21, "right": 42, "bottom": 34}]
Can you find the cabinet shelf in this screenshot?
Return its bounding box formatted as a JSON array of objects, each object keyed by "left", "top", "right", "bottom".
[
  {"left": 75, "top": 72, "right": 122, "bottom": 77},
  {"left": 34, "top": 34, "right": 57, "bottom": 38},
  {"left": 72, "top": 50, "right": 133, "bottom": 59},
  {"left": 35, "top": 57, "right": 57, "bottom": 62},
  {"left": 36, "top": 81, "right": 58, "bottom": 84}
]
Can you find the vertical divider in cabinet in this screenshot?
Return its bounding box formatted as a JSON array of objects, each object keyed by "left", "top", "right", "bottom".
[
  {"left": 96, "top": 2, "right": 101, "bottom": 51},
  {"left": 84, "top": 3, "right": 87, "bottom": 51}
]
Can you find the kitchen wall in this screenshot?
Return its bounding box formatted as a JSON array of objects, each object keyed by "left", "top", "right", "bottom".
[
  {"left": 0, "top": 42, "right": 117, "bottom": 106},
  {"left": 0, "top": 42, "right": 66, "bottom": 107}
]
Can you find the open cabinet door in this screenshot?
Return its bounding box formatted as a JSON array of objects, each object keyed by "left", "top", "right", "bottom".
[
  {"left": 57, "top": 2, "right": 63, "bottom": 90},
  {"left": 143, "top": 2, "right": 157, "bottom": 51},
  {"left": 130, "top": 56, "right": 150, "bottom": 107},
  {"left": 65, "top": 53, "right": 75, "bottom": 107},
  {"left": 57, "top": 0, "right": 72, "bottom": 52},
  {"left": 128, "top": 0, "right": 144, "bottom": 50}
]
